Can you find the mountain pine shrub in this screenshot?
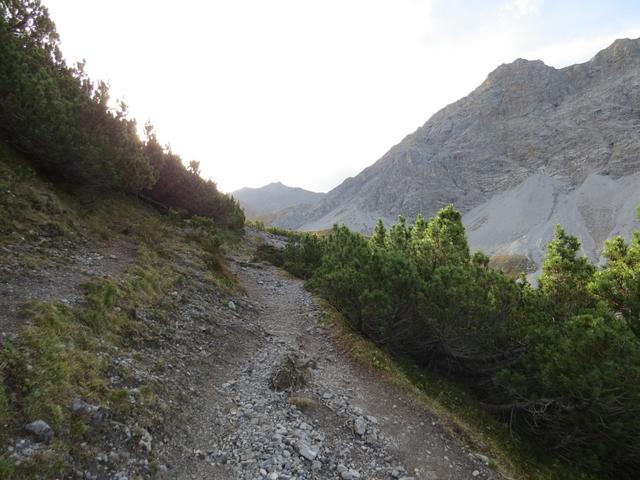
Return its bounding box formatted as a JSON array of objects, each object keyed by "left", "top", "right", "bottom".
[{"left": 277, "top": 206, "right": 640, "bottom": 478}]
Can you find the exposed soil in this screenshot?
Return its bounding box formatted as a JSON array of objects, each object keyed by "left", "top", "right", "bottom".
[{"left": 0, "top": 236, "right": 136, "bottom": 336}]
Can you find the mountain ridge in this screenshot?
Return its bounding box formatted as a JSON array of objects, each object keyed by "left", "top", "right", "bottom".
[
  {"left": 271, "top": 37, "right": 640, "bottom": 264},
  {"left": 232, "top": 182, "right": 325, "bottom": 219}
]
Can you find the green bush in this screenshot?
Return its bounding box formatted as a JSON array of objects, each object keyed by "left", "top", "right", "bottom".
[
  {"left": 254, "top": 244, "right": 284, "bottom": 267},
  {"left": 282, "top": 234, "right": 324, "bottom": 279},
  {"left": 276, "top": 206, "right": 640, "bottom": 478},
  {"left": 0, "top": 1, "right": 244, "bottom": 231}
]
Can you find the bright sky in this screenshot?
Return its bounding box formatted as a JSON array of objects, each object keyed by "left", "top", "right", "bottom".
[{"left": 45, "top": 0, "right": 640, "bottom": 193}]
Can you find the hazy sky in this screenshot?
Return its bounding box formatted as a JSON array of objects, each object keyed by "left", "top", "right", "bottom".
[{"left": 45, "top": 0, "right": 640, "bottom": 193}]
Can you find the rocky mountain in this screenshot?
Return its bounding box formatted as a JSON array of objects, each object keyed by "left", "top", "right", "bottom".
[
  {"left": 273, "top": 38, "right": 640, "bottom": 264},
  {"left": 232, "top": 182, "right": 324, "bottom": 219}
]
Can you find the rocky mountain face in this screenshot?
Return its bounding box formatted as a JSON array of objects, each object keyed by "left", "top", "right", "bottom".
[
  {"left": 232, "top": 182, "right": 325, "bottom": 219},
  {"left": 273, "top": 38, "right": 640, "bottom": 264}
]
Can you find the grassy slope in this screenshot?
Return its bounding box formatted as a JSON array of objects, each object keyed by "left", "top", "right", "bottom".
[{"left": 0, "top": 144, "right": 237, "bottom": 478}]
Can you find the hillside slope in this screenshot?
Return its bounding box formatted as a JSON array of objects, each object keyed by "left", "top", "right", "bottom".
[
  {"left": 232, "top": 182, "right": 324, "bottom": 219},
  {"left": 273, "top": 38, "right": 640, "bottom": 263},
  {"left": 0, "top": 146, "right": 508, "bottom": 480}
]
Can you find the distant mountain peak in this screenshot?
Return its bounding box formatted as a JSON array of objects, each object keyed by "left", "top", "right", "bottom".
[
  {"left": 232, "top": 182, "right": 324, "bottom": 219},
  {"left": 481, "top": 57, "right": 557, "bottom": 94},
  {"left": 594, "top": 37, "right": 640, "bottom": 63},
  {"left": 494, "top": 57, "right": 549, "bottom": 72},
  {"left": 270, "top": 37, "right": 640, "bottom": 269}
]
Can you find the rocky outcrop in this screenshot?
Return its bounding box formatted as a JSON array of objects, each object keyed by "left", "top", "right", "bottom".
[{"left": 272, "top": 38, "right": 640, "bottom": 264}]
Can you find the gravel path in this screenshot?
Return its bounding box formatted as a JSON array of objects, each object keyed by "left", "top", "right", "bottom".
[{"left": 164, "top": 233, "right": 499, "bottom": 480}]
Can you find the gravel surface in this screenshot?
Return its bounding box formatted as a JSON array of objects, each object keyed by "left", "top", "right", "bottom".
[
  {"left": 161, "top": 231, "right": 500, "bottom": 480},
  {"left": 2, "top": 227, "right": 503, "bottom": 479}
]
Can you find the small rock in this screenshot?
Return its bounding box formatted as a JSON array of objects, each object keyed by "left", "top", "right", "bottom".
[
  {"left": 228, "top": 300, "right": 236, "bottom": 310},
  {"left": 24, "top": 420, "right": 54, "bottom": 443},
  {"left": 472, "top": 470, "right": 480, "bottom": 477},
  {"left": 354, "top": 416, "right": 367, "bottom": 436},
  {"left": 295, "top": 441, "right": 318, "bottom": 461},
  {"left": 137, "top": 428, "right": 153, "bottom": 453},
  {"left": 341, "top": 468, "right": 361, "bottom": 480},
  {"left": 72, "top": 399, "right": 103, "bottom": 421}
]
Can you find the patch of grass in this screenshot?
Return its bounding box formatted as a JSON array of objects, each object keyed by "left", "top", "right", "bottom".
[
  {"left": 288, "top": 396, "right": 319, "bottom": 412},
  {"left": 119, "top": 246, "right": 175, "bottom": 306},
  {"left": 183, "top": 218, "right": 240, "bottom": 293},
  {"left": 0, "top": 381, "right": 8, "bottom": 443},
  {"left": 0, "top": 243, "right": 179, "bottom": 476},
  {"left": 317, "top": 297, "right": 600, "bottom": 480},
  {"left": 0, "top": 145, "right": 73, "bottom": 246},
  {"left": 0, "top": 458, "right": 13, "bottom": 480},
  {"left": 2, "top": 302, "right": 106, "bottom": 428},
  {"left": 0, "top": 300, "right": 108, "bottom": 476}
]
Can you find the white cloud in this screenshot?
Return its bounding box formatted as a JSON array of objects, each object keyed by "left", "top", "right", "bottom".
[{"left": 502, "top": 0, "right": 543, "bottom": 17}]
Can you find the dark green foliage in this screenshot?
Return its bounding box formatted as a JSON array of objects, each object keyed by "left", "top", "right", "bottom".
[
  {"left": 589, "top": 229, "right": 640, "bottom": 337},
  {"left": 370, "top": 219, "right": 387, "bottom": 249},
  {"left": 281, "top": 233, "right": 324, "bottom": 279},
  {"left": 142, "top": 128, "right": 245, "bottom": 230},
  {"left": 496, "top": 312, "right": 640, "bottom": 474},
  {"left": 254, "top": 244, "right": 284, "bottom": 267},
  {"left": 0, "top": 0, "right": 244, "bottom": 230},
  {"left": 538, "top": 225, "right": 597, "bottom": 322},
  {"left": 0, "top": 457, "right": 12, "bottom": 480},
  {"left": 276, "top": 206, "right": 640, "bottom": 478},
  {"left": 0, "top": 1, "right": 154, "bottom": 191}
]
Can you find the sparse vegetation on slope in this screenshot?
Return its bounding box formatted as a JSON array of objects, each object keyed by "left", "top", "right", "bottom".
[
  {"left": 0, "top": 142, "right": 240, "bottom": 478},
  {"left": 0, "top": 1, "right": 247, "bottom": 474}
]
